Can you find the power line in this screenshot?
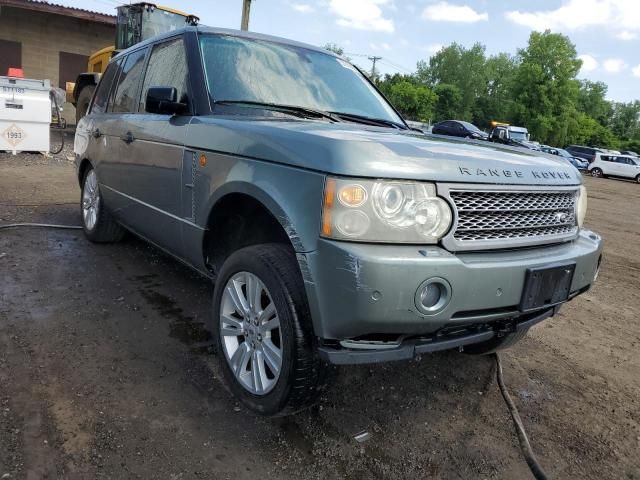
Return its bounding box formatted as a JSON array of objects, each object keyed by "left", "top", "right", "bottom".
[
  {"left": 379, "top": 58, "right": 413, "bottom": 74},
  {"left": 345, "top": 52, "right": 414, "bottom": 75}
]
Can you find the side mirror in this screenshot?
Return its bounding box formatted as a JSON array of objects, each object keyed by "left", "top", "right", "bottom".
[{"left": 145, "top": 86, "right": 188, "bottom": 115}]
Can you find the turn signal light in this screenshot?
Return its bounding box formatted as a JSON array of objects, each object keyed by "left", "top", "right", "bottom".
[
  {"left": 322, "top": 178, "right": 337, "bottom": 236},
  {"left": 338, "top": 184, "right": 367, "bottom": 207}
]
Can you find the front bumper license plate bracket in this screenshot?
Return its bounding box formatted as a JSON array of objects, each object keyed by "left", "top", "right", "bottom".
[{"left": 519, "top": 262, "right": 576, "bottom": 312}]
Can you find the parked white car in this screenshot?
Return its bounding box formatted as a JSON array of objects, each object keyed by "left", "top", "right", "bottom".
[{"left": 588, "top": 153, "right": 640, "bottom": 183}]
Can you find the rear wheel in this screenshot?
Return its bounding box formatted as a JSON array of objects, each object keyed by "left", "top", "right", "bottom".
[
  {"left": 591, "top": 167, "right": 603, "bottom": 178},
  {"left": 81, "top": 167, "right": 125, "bottom": 243},
  {"left": 212, "top": 244, "right": 331, "bottom": 416},
  {"left": 463, "top": 328, "right": 529, "bottom": 355},
  {"left": 75, "top": 85, "right": 95, "bottom": 125},
  {"left": 636, "top": 174, "right": 640, "bottom": 184}
]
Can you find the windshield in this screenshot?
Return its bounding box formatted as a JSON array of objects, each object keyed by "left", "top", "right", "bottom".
[
  {"left": 141, "top": 9, "right": 187, "bottom": 40},
  {"left": 555, "top": 148, "right": 572, "bottom": 158},
  {"left": 509, "top": 130, "right": 529, "bottom": 142},
  {"left": 460, "top": 121, "right": 483, "bottom": 133},
  {"left": 199, "top": 34, "right": 403, "bottom": 124}
]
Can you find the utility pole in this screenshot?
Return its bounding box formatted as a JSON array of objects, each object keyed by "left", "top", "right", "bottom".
[
  {"left": 241, "top": 0, "right": 252, "bottom": 31},
  {"left": 368, "top": 56, "right": 382, "bottom": 80}
]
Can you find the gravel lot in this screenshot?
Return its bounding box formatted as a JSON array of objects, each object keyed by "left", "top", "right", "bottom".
[{"left": 1, "top": 142, "right": 639, "bottom": 479}]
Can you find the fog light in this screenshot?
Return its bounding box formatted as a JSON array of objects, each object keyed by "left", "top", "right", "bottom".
[
  {"left": 420, "top": 283, "right": 442, "bottom": 308},
  {"left": 415, "top": 278, "right": 451, "bottom": 314}
]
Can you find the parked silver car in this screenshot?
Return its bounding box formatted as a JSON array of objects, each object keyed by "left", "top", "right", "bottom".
[{"left": 74, "top": 27, "right": 603, "bottom": 415}]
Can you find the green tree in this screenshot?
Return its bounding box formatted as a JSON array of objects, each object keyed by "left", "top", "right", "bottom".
[
  {"left": 510, "top": 30, "right": 581, "bottom": 146},
  {"left": 566, "top": 112, "right": 619, "bottom": 148},
  {"left": 608, "top": 101, "right": 640, "bottom": 140},
  {"left": 324, "top": 43, "right": 344, "bottom": 56},
  {"left": 433, "top": 83, "right": 463, "bottom": 120},
  {"left": 417, "top": 43, "right": 487, "bottom": 121},
  {"left": 577, "top": 80, "right": 612, "bottom": 125},
  {"left": 474, "top": 53, "right": 518, "bottom": 128},
  {"left": 384, "top": 80, "right": 437, "bottom": 121}
]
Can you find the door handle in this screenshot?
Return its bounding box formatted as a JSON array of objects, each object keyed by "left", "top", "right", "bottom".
[
  {"left": 120, "top": 131, "right": 135, "bottom": 144},
  {"left": 91, "top": 128, "right": 101, "bottom": 138}
]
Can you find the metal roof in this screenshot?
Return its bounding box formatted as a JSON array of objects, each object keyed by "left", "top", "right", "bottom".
[{"left": 0, "top": 0, "right": 116, "bottom": 25}]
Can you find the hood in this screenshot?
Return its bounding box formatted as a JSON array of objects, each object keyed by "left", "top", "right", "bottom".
[
  {"left": 514, "top": 140, "right": 541, "bottom": 151},
  {"left": 471, "top": 131, "right": 489, "bottom": 139},
  {"left": 188, "top": 117, "right": 581, "bottom": 186}
]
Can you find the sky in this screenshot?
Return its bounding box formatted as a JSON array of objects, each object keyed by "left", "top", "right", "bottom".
[{"left": 58, "top": 0, "right": 639, "bottom": 102}]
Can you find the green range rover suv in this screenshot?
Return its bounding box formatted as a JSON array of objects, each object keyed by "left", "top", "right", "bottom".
[{"left": 74, "top": 26, "right": 603, "bottom": 415}]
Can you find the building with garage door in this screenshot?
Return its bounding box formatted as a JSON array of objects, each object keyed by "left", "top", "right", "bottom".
[{"left": 0, "top": 0, "right": 115, "bottom": 125}]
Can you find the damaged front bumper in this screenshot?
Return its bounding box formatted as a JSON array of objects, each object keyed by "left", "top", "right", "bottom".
[{"left": 302, "top": 230, "right": 602, "bottom": 363}]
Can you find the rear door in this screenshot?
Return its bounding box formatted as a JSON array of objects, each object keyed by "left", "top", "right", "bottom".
[
  {"left": 120, "top": 35, "right": 192, "bottom": 255},
  {"left": 82, "top": 59, "right": 123, "bottom": 198},
  {"left": 100, "top": 47, "right": 149, "bottom": 212},
  {"left": 453, "top": 122, "right": 466, "bottom": 137},
  {"left": 600, "top": 155, "right": 617, "bottom": 175}
]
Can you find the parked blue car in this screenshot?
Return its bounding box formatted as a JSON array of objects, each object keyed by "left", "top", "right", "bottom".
[{"left": 542, "top": 146, "right": 589, "bottom": 170}]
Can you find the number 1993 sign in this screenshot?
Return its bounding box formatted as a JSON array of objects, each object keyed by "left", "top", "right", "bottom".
[{"left": 2, "top": 124, "right": 27, "bottom": 147}]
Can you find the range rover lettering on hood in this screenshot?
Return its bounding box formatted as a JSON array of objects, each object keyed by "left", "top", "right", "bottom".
[{"left": 458, "top": 166, "right": 574, "bottom": 180}]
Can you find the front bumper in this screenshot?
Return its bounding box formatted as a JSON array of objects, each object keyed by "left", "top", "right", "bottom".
[{"left": 303, "top": 230, "right": 602, "bottom": 342}]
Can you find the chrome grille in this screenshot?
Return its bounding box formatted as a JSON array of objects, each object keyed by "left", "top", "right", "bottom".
[
  {"left": 452, "top": 191, "right": 575, "bottom": 212},
  {"left": 441, "top": 187, "right": 579, "bottom": 250}
]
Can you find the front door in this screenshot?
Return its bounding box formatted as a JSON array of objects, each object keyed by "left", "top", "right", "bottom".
[{"left": 119, "top": 36, "right": 192, "bottom": 256}]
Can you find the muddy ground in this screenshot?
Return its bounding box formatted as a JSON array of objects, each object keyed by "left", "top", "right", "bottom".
[{"left": 0, "top": 143, "right": 638, "bottom": 479}]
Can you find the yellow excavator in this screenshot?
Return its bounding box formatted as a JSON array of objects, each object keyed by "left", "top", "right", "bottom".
[{"left": 71, "top": 2, "right": 199, "bottom": 124}]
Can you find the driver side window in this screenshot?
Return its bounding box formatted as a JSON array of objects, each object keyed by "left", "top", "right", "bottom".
[{"left": 140, "top": 36, "right": 190, "bottom": 113}]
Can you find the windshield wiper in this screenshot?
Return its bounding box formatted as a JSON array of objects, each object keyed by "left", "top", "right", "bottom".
[
  {"left": 213, "top": 100, "right": 339, "bottom": 123},
  {"left": 328, "top": 111, "right": 408, "bottom": 130}
]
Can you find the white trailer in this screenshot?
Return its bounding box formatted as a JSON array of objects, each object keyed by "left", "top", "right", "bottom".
[{"left": 0, "top": 76, "right": 51, "bottom": 154}]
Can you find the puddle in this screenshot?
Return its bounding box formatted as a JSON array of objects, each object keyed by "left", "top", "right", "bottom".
[
  {"left": 277, "top": 417, "right": 315, "bottom": 459},
  {"left": 139, "top": 288, "right": 211, "bottom": 347}
]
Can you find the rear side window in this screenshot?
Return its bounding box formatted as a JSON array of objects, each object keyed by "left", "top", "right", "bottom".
[
  {"left": 91, "top": 61, "right": 120, "bottom": 114},
  {"left": 140, "top": 37, "right": 189, "bottom": 112},
  {"left": 111, "top": 48, "right": 148, "bottom": 113}
]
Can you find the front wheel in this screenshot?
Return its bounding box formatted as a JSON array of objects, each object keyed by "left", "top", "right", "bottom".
[
  {"left": 636, "top": 174, "right": 640, "bottom": 184},
  {"left": 591, "top": 168, "right": 603, "bottom": 178},
  {"left": 212, "top": 244, "right": 331, "bottom": 416},
  {"left": 463, "top": 328, "right": 529, "bottom": 355}
]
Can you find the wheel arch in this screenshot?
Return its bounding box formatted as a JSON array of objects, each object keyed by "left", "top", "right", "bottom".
[
  {"left": 201, "top": 183, "right": 304, "bottom": 275},
  {"left": 77, "top": 158, "right": 94, "bottom": 187}
]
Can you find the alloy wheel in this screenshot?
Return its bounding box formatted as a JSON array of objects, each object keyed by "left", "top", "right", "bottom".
[
  {"left": 82, "top": 170, "right": 100, "bottom": 230},
  {"left": 219, "top": 272, "right": 282, "bottom": 395}
]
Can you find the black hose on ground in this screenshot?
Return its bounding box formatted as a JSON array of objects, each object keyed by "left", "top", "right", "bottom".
[
  {"left": 495, "top": 353, "right": 549, "bottom": 480},
  {"left": 0, "top": 223, "right": 82, "bottom": 230}
]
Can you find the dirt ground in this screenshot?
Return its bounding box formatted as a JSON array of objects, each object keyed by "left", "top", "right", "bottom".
[{"left": 1, "top": 141, "right": 639, "bottom": 480}]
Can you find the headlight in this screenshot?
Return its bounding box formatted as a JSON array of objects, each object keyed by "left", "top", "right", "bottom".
[
  {"left": 321, "top": 177, "right": 453, "bottom": 243},
  {"left": 576, "top": 185, "right": 587, "bottom": 228}
]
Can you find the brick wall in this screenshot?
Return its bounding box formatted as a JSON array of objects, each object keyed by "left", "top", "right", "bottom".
[{"left": 0, "top": 6, "right": 115, "bottom": 125}]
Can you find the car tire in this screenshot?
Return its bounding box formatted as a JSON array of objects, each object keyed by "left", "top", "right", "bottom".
[
  {"left": 75, "top": 85, "right": 95, "bottom": 125},
  {"left": 636, "top": 174, "right": 640, "bottom": 184},
  {"left": 80, "top": 166, "right": 125, "bottom": 243},
  {"left": 462, "top": 328, "right": 529, "bottom": 355},
  {"left": 591, "top": 168, "right": 603, "bottom": 178},
  {"left": 212, "top": 243, "right": 332, "bottom": 416}
]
